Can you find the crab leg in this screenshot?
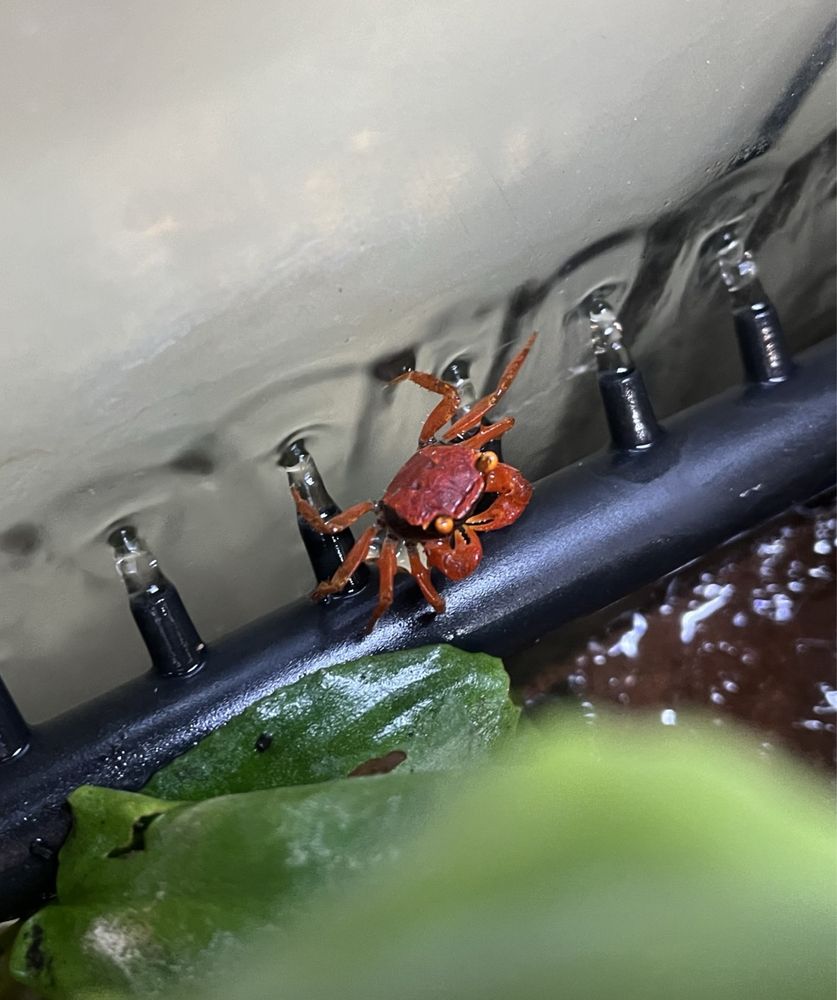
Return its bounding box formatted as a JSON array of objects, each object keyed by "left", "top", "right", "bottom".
[
  {"left": 311, "top": 525, "right": 377, "bottom": 599},
  {"left": 291, "top": 488, "right": 376, "bottom": 535},
  {"left": 365, "top": 537, "right": 399, "bottom": 632},
  {"left": 452, "top": 415, "right": 515, "bottom": 452},
  {"left": 443, "top": 332, "right": 536, "bottom": 441},
  {"left": 464, "top": 463, "right": 533, "bottom": 532},
  {"left": 390, "top": 370, "right": 461, "bottom": 446},
  {"left": 408, "top": 545, "right": 445, "bottom": 613}
]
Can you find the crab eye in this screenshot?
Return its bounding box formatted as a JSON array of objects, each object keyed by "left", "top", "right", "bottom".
[
  {"left": 433, "top": 515, "right": 455, "bottom": 535},
  {"left": 476, "top": 450, "right": 499, "bottom": 474}
]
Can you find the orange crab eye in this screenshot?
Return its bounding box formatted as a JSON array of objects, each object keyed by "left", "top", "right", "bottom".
[
  {"left": 433, "top": 515, "right": 455, "bottom": 535},
  {"left": 475, "top": 450, "right": 499, "bottom": 474}
]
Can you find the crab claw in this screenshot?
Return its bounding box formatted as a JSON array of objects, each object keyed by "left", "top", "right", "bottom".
[{"left": 424, "top": 525, "right": 483, "bottom": 581}]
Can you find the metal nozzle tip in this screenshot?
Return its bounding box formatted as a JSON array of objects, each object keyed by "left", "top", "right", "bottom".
[
  {"left": 588, "top": 297, "right": 633, "bottom": 374},
  {"left": 441, "top": 358, "right": 471, "bottom": 384},
  {"left": 107, "top": 525, "right": 138, "bottom": 553},
  {"left": 277, "top": 438, "right": 308, "bottom": 469}
]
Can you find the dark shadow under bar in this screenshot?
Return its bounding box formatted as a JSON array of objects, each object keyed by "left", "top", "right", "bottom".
[{"left": 0, "top": 336, "right": 834, "bottom": 919}]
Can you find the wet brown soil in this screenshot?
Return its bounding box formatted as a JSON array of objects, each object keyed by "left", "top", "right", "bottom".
[{"left": 509, "top": 500, "right": 836, "bottom": 772}]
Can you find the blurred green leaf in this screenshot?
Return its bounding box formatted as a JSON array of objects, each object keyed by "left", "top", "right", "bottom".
[
  {"left": 190, "top": 722, "right": 836, "bottom": 1000},
  {"left": 0, "top": 923, "right": 37, "bottom": 1000},
  {"left": 144, "top": 644, "right": 518, "bottom": 800}
]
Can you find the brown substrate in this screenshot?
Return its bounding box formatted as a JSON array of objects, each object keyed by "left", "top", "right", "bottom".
[{"left": 509, "top": 501, "right": 836, "bottom": 772}]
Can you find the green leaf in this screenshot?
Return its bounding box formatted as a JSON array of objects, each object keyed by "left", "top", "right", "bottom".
[
  {"left": 144, "top": 644, "right": 518, "bottom": 800},
  {"left": 0, "top": 923, "right": 38, "bottom": 1000},
  {"left": 10, "top": 772, "right": 448, "bottom": 999},
  {"left": 191, "top": 721, "right": 837, "bottom": 1000}
]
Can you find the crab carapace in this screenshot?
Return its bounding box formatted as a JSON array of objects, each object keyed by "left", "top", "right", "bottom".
[{"left": 292, "top": 333, "right": 536, "bottom": 630}]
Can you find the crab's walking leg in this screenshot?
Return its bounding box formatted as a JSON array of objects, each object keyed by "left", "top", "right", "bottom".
[
  {"left": 454, "top": 415, "right": 515, "bottom": 452},
  {"left": 443, "top": 332, "right": 536, "bottom": 441},
  {"left": 365, "top": 537, "right": 398, "bottom": 632},
  {"left": 390, "top": 371, "right": 461, "bottom": 446},
  {"left": 408, "top": 545, "right": 445, "bottom": 613},
  {"left": 292, "top": 488, "right": 376, "bottom": 535},
  {"left": 311, "top": 525, "right": 377, "bottom": 600},
  {"left": 464, "top": 463, "right": 533, "bottom": 532}
]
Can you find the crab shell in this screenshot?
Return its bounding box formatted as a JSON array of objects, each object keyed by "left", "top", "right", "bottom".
[{"left": 381, "top": 444, "right": 484, "bottom": 530}]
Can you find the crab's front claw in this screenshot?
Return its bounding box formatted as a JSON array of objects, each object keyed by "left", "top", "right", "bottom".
[
  {"left": 467, "top": 463, "right": 533, "bottom": 532},
  {"left": 424, "top": 526, "right": 483, "bottom": 581}
]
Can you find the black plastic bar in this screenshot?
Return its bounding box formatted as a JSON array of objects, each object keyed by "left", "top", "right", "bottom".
[
  {"left": 296, "top": 501, "right": 369, "bottom": 593},
  {"left": 597, "top": 369, "right": 663, "bottom": 451},
  {"left": 280, "top": 440, "right": 368, "bottom": 593},
  {"left": 109, "top": 528, "right": 205, "bottom": 678},
  {"left": 0, "top": 337, "right": 833, "bottom": 919},
  {"left": 587, "top": 297, "right": 662, "bottom": 450},
  {"left": 128, "top": 585, "right": 205, "bottom": 678},
  {"left": 734, "top": 300, "right": 795, "bottom": 384},
  {"left": 713, "top": 228, "right": 795, "bottom": 384},
  {"left": 0, "top": 676, "right": 29, "bottom": 763}
]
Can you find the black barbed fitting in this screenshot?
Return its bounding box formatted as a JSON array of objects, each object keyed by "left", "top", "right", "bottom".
[
  {"left": 714, "top": 230, "right": 794, "bottom": 385},
  {"left": 0, "top": 675, "right": 29, "bottom": 763},
  {"left": 441, "top": 357, "right": 504, "bottom": 460},
  {"left": 279, "top": 440, "right": 369, "bottom": 596},
  {"left": 588, "top": 298, "right": 663, "bottom": 452},
  {"left": 109, "top": 526, "right": 206, "bottom": 678}
]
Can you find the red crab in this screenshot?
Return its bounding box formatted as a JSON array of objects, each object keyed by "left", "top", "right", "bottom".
[{"left": 292, "top": 333, "right": 536, "bottom": 629}]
